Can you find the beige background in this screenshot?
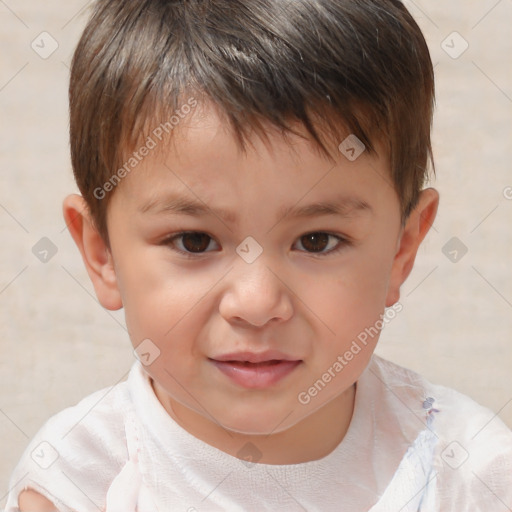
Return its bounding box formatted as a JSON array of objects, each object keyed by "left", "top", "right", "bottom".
[{"left": 1, "top": 0, "right": 511, "bottom": 505}]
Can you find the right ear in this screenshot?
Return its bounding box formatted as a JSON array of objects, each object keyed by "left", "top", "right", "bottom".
[{"left": 62, "top": 194, "right": 123, "bottom": 311}]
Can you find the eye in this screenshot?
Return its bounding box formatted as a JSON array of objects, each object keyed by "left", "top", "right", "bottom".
[
  {"left": 163, "top": 232, "right": 219, "bottom": 255},
  {"left": 162, "top": 231, "right": 349, "bottom": 257},
  {"left": 294, "top": 232, "right": 349, "bottom": 255}
]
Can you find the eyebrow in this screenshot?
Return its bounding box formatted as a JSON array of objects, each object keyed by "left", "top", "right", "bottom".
[{"left": 139, "top": 193, "right": 372, "bottom": 224}]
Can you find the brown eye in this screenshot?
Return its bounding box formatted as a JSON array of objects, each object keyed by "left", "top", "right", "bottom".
[
  {"left": 163, "top": 232, "right": 217, "bottom": 255},
  {"left": 295, "top": 232, "right": 347, "bottom": 255},
  {"left": 180, "top": 232, "right": 212, "bottom": 253},
  {"left": 300, "top": 233, "right": 330, "bottom": 252}
]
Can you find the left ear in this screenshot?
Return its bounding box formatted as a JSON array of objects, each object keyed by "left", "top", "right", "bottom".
[{"left": 385, "top": 188, "right": 439, "bottom": 307}]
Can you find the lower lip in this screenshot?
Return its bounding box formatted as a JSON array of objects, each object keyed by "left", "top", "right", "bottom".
[{"left": 210, "top": 359, "right": 301, "bottom": 389}]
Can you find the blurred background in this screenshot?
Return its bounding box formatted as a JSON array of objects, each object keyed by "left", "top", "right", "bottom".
[{"left": 1, "top": 0, "right": 511, "bottom": 504}]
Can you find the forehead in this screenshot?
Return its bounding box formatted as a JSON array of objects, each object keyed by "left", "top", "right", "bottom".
[
  {"left": 113, "top": 99, "right": 395, "bottom": 223},
  {"left": 161, "top": 99, "right": 337, "bottom": 164}
]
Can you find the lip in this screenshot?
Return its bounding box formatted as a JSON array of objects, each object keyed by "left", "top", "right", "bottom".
[
  {"left": 211, "top": 350, "right": 299, "bottom": 364},
  {"left": 209, "top": 351, "right": 302, "bottom": 389}
]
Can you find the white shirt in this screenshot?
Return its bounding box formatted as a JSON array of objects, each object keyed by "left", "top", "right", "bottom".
[{"left": 6, "top": 355, "right": 512, "bottom": 511}]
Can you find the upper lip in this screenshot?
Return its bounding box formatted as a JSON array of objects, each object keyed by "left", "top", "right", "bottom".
[{"left": 210, "top": 350, "right": 301, "bottom": 363}]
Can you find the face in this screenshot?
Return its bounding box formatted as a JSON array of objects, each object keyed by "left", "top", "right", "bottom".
[{"left": 104, "top": 101, "right": 403, "bottom": 437}]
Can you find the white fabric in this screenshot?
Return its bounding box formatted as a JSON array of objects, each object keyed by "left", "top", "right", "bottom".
[{"left": 5, "top": 355, "right": 512, "bottom": 511}]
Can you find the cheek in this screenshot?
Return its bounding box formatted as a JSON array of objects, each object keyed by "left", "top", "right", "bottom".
[
  {"left": 117, "top": 249, "right": 222, "bottom": 354},
  {"left": 302, "top": 252, "right": 395, "bottom": 386},
  {"left": 322, "top": 256, "right": 393, "bottom": 334},
  {"left": 114, "top": 250, "right": 187, "bottom": 339},
  {"left": 301, "top": 256, "right": 394, "bottom": 395}
]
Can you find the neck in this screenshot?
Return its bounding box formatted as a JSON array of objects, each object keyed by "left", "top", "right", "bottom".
[{"left": 152, "top": 380, "right": 356, "bottom": 465}]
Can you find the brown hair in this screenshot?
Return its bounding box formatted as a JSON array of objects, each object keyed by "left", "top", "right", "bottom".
[{"left": 69, "top": 0, "right": 435, "bottom": 243}]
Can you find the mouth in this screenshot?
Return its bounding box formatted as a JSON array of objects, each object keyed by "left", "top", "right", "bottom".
[
  {"left": 211, "top": 350, "right": 300, "bottom": 364},
  {"left": 219, "top": 360, "right": 285, "bottom": 367},
  {"left": 209, "top": 354, "right": 302, "bottom": 389}
]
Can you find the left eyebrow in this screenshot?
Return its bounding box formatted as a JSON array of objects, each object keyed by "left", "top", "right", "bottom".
[
  {"left": 139, "top": 193, "right": 373, "bottom": 225},
  {"left": 279, "top": 196, "right": 373, "bottom": 221}
]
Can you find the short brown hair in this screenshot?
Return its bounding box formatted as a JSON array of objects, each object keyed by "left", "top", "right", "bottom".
[{"left": 69, "top": 0, "right": 435, "bottom": 242}]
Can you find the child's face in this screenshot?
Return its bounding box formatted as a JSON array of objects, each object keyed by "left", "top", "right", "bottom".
[{"left": 97, "top": 101, "right": 414, "bottom": 435}]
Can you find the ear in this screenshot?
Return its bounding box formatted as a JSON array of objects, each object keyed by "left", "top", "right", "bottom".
[
  {"left": 62, "top": 194, "right": 123, "bottom": 310},
  {"left": 385, "top": 188, "right": 439, "bottom": 307}
]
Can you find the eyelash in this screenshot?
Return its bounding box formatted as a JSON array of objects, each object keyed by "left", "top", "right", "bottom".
[{"left": 161, "top": 231, "right": 351, "bottom": 259}]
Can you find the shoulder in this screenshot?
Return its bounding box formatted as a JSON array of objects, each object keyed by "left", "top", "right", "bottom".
[
  {"left": 369, "top": 354, "right": 512, "bottom": 445},
  {"left": 426, "top": 372, "right": 512, "bottom": 507},
  {"left": 5, "top": 363, "right": 141, "bottom": 512},
  {"left": 367, "top": 353, "right": 429, "bottom": 389},
  {"left": 368, "top": 355, "right": 512, "bottom": 508},
  {"left": 34, "top": 367, "right": 133, "bottom": 461}
]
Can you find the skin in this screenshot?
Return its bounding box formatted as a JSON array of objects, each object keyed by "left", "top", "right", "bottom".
[{"left": 19, "top": 100, "right": 438, "bottom": 509}]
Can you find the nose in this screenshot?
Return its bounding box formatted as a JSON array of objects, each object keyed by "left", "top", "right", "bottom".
[{"left": 219, "top": 257, "right": 294, "bottom": 328}]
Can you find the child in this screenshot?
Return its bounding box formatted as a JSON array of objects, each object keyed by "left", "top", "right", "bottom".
[{"left": 7, "top": 0, "right": 512, "bottom": 510}]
